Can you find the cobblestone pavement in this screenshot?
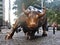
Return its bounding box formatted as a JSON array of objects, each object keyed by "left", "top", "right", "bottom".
[{"left": 0, "top": 29, "right": 60, "bottom": 45}]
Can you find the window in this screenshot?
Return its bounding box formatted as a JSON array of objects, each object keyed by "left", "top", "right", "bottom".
[
  {"left": 0, "top": 12, "right": 3, "bottom": 14},
  {"left": 0, "top": 0, "right": 2, "bottom": 2},
  {"left": 0, "top": 8, "right": 3, "bottom": 10},
  {"left": 0, "top": 4, "right": 2, "bottom": 7}
]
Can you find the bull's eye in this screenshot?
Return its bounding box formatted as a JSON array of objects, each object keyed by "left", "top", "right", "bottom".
[{"left": 36, "top": 15, "right": 38, "bottom": 18}]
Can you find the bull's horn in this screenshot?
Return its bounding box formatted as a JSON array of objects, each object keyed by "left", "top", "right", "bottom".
[
  {"left": 37, "top": 7, "right": 46, "bottom": 17},
  {"left": 22, "top": 3, "right": 30, "bottom": 16}
]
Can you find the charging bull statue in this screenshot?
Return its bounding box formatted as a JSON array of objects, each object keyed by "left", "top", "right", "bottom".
[{"left": 5, "top": 4, "right": 47, "bottom": 40}]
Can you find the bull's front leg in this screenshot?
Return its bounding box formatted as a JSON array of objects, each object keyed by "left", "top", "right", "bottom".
[
  {"left": 5, "top": 27, "right": 16, "bottom": 40},
  {"left": 42, "top": 19, "right": 47, "bottom": 36},
  {"left": 42, "top": 25, "right": 47, "bottom": 36},
  {"left": 5, "top": 18, "right": 20, "bottom": 40}
]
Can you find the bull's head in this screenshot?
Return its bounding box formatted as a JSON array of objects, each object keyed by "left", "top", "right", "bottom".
[{"left": 22, "top": 4, "right": 46, "bottom": 29}]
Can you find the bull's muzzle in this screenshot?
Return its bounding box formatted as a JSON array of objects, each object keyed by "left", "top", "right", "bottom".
[{"left": 28, "top": 23, "right": 37, "bottom": 29}]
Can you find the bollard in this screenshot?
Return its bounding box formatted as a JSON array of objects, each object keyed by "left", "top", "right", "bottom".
[{"left": 0, "top": 27, "right": 1, "bottom": 32}]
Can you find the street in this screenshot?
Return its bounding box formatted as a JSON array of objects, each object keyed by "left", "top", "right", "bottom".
[{"left": 0, "top": 28, "right": 60, "bottom": 45}]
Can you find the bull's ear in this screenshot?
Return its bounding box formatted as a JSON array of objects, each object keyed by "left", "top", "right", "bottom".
[{"left": 22, "top": 3, "right": 29, "bottom": 16}]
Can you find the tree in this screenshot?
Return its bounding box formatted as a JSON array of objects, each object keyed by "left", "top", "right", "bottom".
[
  {"left": 46, "top": 9, "right": 56, "bottom": 24},
  {"left": 13, "top": 0, "right": 41, "bottom": 16},
  {"left": 13, "top": 0, "right": 60, "bottom": 24}
]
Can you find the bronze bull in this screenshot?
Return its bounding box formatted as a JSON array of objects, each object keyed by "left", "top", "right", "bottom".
[{"left": 5, "top": 4, "right": 47, "bottom": 40}]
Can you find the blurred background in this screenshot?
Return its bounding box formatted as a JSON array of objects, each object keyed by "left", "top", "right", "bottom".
[{"left": 0, "top": 0, "right": 60, "bottom": 29}]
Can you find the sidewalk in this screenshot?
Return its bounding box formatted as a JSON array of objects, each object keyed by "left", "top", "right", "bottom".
[{"left": 0, "top": 29, "right": 60, "bottom": 45}]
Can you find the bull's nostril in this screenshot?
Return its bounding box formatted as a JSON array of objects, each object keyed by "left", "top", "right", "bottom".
[
  {"left": 30, "top": 22, "right": 35, "bottom": 25},
  {"left": 28, "top": 23, "right": 37, "bottom": 28}
]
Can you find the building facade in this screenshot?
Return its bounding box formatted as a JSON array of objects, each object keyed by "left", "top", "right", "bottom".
[{"left": 0, "top": 0, "right": 5, "bottom": 26}]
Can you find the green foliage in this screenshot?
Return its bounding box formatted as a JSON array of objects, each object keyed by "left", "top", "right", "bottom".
[
  {"left": 13, "top": 0, "right": 60, "bottom": 24},
  {"left": 46, "top": 9, "right": 56, "bottom": 24},
  {"left": 46, "top": 0, "right": 60, "bottom": 24},
  {"left": 13, "top": 0, "right": 41, "bottom": 16}
]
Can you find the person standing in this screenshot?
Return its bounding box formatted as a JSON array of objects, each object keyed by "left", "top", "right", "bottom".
[{"left": 52, "top": 22, "right": 58, "bottom": 34}]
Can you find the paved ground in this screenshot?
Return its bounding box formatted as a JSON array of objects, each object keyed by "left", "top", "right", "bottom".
[{"left": 0, "top": 29, "right": 60, "bottom": 45}]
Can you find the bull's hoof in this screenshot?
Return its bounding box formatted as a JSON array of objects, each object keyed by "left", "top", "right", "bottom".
[
  {"left": 42, "top": 33, "right": 47, "bottom": 37},
  {"left": 25, "top": 32, "right": 35, "bottom": 40},
  {"left": 5, "top": 32, "right": 12, "bottom": 40},
  {"left": 26, "top": 34, "right": 31, "bottom": 40},
  {"left": 26, "top": 36, "right": 31, "bottom": 40},
  {"left": 26, "top": 34, "right": 34, "bottom": 40},
  {"left": 27, "top": 36, "right": 33, "bottom": 40}
]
